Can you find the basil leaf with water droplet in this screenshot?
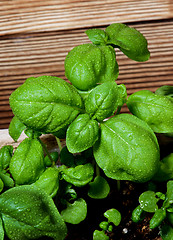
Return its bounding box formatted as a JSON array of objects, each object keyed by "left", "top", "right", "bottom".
[
  {"left": 0, "top": 185, "right": 67, "bottom": 240},
  {"left": 62, "top": 163, "right": 94, "bottom": 187},
  {"left": 32, "top": 167, "right": 59, "bottom": 198},
  {"left": 93, "top": 114, "right": 160, "bottom": 182},
  {"left": 10, "top": 138, "right": 45, "bottom": 185},
  {"left": 127, "top": 90, "right": 173, "bottom": 133},
  {"left": 85, "top": 82, "right": 119, "bottom": 121},
  {"left": 85, "top": 29, "right": 108, "bottom": 45},
  {"left": 105, "top": 23, "right": 150, "bottom": 62},
  {"left": 61, "top": 198, "right": 87, "bottom": 224},
  {"left": 0, "top": 145, "right": 13, "bottom": 171},
  {"left": 65, "top": 43, "right": 118, "bottom": 91},
  {"left": 66, "top": 114, "right": 99, "bottom": 153},
  {"left": 0, "top": 217, "right": 4, "bottom": 240},
  {"left": 139, "top": 191, "right": 159, "bottom": 213},
  {"left": 9, "top": 76, "right": 84, "bottom": 134}
]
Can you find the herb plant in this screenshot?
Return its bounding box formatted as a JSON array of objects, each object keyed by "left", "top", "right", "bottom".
[{"left": 0, "top": 23, "right": 172, "bottom": 240}]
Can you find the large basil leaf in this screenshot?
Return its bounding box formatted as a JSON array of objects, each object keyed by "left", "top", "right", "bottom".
[
  {"left": 66, "top": 114, "right": 99, "bottom": 153},
  {"left": 65, "top": 43, "right": 118, "bottom": 91},
  {"left": 32, "top": 167, "right": 59, "bottom": 198},
  {"left": 61, "top": 198, "right": 87, "bottom": 224},
  {"left": 94, "top": 114, "right": 160, "bottom": 182},
  {"left": 127, "top": 90, "right": 173, "bottom": 133},
  {"left": 85, "top": 82, "right": 119, "bottom": 121},
  {"left": 0, "top": 185, "right": 67, "bottom": 240},
  {"left": 9, "top": 76, "right": 84, "bottom": 134},
  {"left": 105, "top": 23, "right": 150, "bottom": 62},
  {"left": 62, "top": 163, "right": 94, "bottom": 187},
  {"left": 0, "top": 217, "right": 4, "bottom": 240},
  {"left": 10, "top": 138, "right": 45, "bottom": 185},
  {"left": 0, "top": 145, "right": 13, "bottom": 171}
]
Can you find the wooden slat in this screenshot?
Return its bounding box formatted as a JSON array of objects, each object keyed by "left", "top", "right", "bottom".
[
  {"left": 0, "top": 0, "right": 173, "bottom": 36},
  {"left": 0, "top": 20, "right": 173, "bottom": 129}
]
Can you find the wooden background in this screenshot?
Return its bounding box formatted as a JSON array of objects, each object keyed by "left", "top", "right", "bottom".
[{"left": 0, "top": 0, "right": 173, "bottom": 130}]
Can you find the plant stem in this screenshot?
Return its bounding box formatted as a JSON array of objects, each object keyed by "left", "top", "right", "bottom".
[
  {"left": 115, "top": 105, "right": 122, "bottom": 115},
  {"left": 117, "top": 180, "right": 121, "bottom": 191},
  {"left": 38, "top": 138, "right": 55, "bottom": 166},
  {"left": 56, "top": 137, "right": 62, "bottom": 152}
]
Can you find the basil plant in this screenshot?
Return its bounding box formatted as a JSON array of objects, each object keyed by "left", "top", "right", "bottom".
[{"left": 0, "top": 23, "right": 172, "bottom": 240}]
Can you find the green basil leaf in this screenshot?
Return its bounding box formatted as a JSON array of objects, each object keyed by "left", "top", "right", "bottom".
[
  {"left": 62, "top": 163, "right": 94, "bottom": 187},
  {"left": 139, "top": 191, "right": 158, "bottom": 213},
  {"left": 85, "top": 29, "right": 108, "bottom": 45},
  {"left": 9, "top": 76, "right": 84, "bottom": 134},
  {"left": 117, "top": 84, "right": 127, "bottom": 108},
  {"left": 0, "top": 145, "right": 13, "bottom": 171},
  {"left": 61, "top": 198, "right": 87, "bottom": 224},
  {"left": 104, "top": 208, "right": 121, "bottom": 226},
  {"left": 65, "top": 43, "right": 118, "bottom": 91},
  {"left": 93, "top": 230, "right": 109, "bottom": 240},
  {"left": 155, "top": 85, "right": 173, "bottom": 99},
  {"left": 0, "top": 172, "right": 14, "bottom": 188},
  {"left": 167, "top": 212, "right": 173, "bottom": 225},
  {"left": 44, "top": 151, "right": 59, "bottom": 167},
  {"left": 9, "top": 116, "right": 26, "bottom": 142},
  {"left": 105, "top": 23, "right": 150, "bottom": 62},
  {"left": 153, "top": 153, "right": 173, "bottom": 182},
  {"left": 99, "top": 221, "right": 109, "bottom": 231},
  {"left": 10, "top": 138, "right": 45, "bottom": 185},
  {"left": 149, "top": 208, "right": 166, "bottom": 229},
  {"left": 0, "top": 185, "right": 67, "bottom": 240},
  {"left": 0, "top": 217, "right": 4, "bottom": 240},
  {"left": 131, "top": 205, "right": 145, "bottom": 223},
  {"left": 88, "top": 176, "right": 110, "bottom": 199},
  {"left": 160, "top": 224, "right": 173, "bottom": 240},
  {"left": 127, "top": 90, "right": 173, "bottom": 133},
  {"left": 94, "top": 114, "right": 160, "bottom": 182},
  {"left": 24, "top": 128, "right": 42, "bottom": 139},
  {"left": 32, "top": 167, "right": 59, "bottom": 198},
  {"left": 85, "top": 82, "right": 119, "bottom": 121},
  {"left": 60, "top": 146, "right": 75, "bottom": 167},
  {"left": 0, "top": 179, "right": 3, "bottom": 193},
  {"left": 66, "top": 114, "right": 99, "bottom": 153},
  {"left": 165, "top": 181, "right": 173, "bottom": 206}
]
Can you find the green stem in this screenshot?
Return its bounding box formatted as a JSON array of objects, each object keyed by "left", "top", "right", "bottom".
[
  {"left": 115, "top": 105, "right": 122, "bottom": 115},
  {"left": 56, "top": 137, "right": 63, "bottom": 152},
  {"left": 117, "top": 180, "right": 121, "bottom": 191},
  {"left": 39, "top": 138, "right": 55, "bottom": 166}
]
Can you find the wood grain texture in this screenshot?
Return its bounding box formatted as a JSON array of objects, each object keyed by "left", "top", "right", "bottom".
[
  {"left": 0, "top": 1, "right": 173, "bottom": 129},
  {"left": 0, "top": 0, "right": 173, "bottom": 36}
]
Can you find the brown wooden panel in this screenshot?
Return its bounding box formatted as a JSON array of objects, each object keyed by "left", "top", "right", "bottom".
[
  {"left": 0, "top": 20, "right": 173, "bottom": 129},
  {"left": 0, "top": 0, "right": 173, "bottom": 36}
]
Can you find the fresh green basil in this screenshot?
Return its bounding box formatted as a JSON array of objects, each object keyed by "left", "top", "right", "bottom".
[
  {"left": 85, "top": 82, "right": 119, "bottom": 121},
  {"left": 104, "top": 208, "right": 121, "bottom": 226},
  {"left": 9, "top": 76, "right": 84, "bottom": 134},
  {"left": 0, "top": 185, "right": 67, "bottom": 240},
  {"left": 10, "top": 138, "right": 45, "bottom": 185},
  {"left": 0, "top": 217, "right": 4, "bottom": 240},
  {"left": 155, "top": 85, "right": 173, "bottom": 99},
  {"left": 94, "top": 114, "right": 160, "bottom": 182},
  {"left": 153, "top": 153, "right": 173, "bottom": 182},
  {"left": 9, "top": 116, "right": 26, "bottom": 142},
  {"left": 160, "top": 224, "right": 173, "bottom": 240},
  {"left": 65, "top": 43, "right": 119, "bottom": 91},
  {"left": 0, "top": 145, "right": 13, "bottom": 171},
  {"left": 127, "top": 90, "right": 173, "bottom": 133},
  {"left": 61, "top": 198, "right": 87, "bottom": 224},
  {"left": 62, "top": 163, "right": 94, "bottom": 187},
  {"left": 66, "top": 114, "right": 99, "bottom": 153},
  {"left": 149, "top": 208, "right": 167, "bottom": 229},
  {"left": 139, "top": 191, "right": 159, "bottom": 213},
  {"left": 60, "top": 146, "right": 75, "bottom": 167},
  {"left": 88, "top": 176, "right": 110, "bottom": 199},
  {"left": 0, "top": 172, "right": 14, "bottom": 188},
  {"left": 32, "top": 167, "right": 59, "bottom": 198},
  {"left": 93, "top": 230, "right": 109, "bottom": 240},
  {"left": 85, "top": 29, "right": 108, "bottom": 45},
  {"left": 0, "top": 179, "right": 3, "bottom": 193},
  {"left": 105, "top": 23, "right": 150, "bottom": 62}
]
